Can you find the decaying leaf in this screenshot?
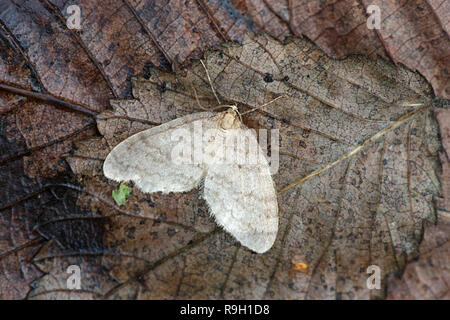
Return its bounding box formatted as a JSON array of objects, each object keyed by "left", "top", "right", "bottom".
[
  {"left": 385, "top": 106, "right": 450, "bottom": 300},
  {"left": 31, "top": 33, "right": 443, "bottom": 299},
  {"left": 386, "top": 220, "right": 450, "bottom": 299},
  {"left": 0, "top": 160, "right": 77, "bottom": 299},
  {"left": 238, "top": 0, "right": 450, "bottom": 99},
  {"left": 1, "top": 0, "right": 447, "bottom": 301},
  {"left": 435, "top": 109, "right": 450, "bottom": 217},
  {"left": 0, "top": 189, "right": 44, "bottom": 299},
  {"left": 0, "top": 0, "right": 245, "bottom": 179},
  {"left": 385, "top": 108, "right": 450, "bottom": 299}
]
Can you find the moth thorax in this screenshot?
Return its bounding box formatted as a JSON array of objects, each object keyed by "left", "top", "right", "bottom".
[{"left": 220, "top": 108, "right": 240, "bottom": 130}]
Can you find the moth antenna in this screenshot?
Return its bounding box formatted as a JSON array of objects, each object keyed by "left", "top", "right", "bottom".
[
  {"left": 241, "top": 96, "right": 284, "bottom": 115},
  {"left": 192, "top": 86, "right": 209, "bottom": 111},
  {"left": 210, "top": 104, "right": 233, "bottom": 111},
  {"left": 233, "top": 105, "right": 243, "bottom": 123},
  {"left": 208, "top": 104, "right": 242, "bottom": 122},
  {"left": 200, "top": 59, "right": 221, "bottom": 105}
]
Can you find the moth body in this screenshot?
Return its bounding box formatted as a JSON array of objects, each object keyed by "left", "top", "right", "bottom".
[{"left": 103, "top": 108, "right": 279, "bottom": 253}]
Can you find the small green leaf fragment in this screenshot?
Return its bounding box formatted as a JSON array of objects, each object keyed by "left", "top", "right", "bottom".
[{"left": 112, "top": 183, "right": 131, "bottom": 206}]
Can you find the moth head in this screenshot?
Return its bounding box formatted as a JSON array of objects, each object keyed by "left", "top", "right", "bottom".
[{"left": 220, "top": 105, "right": 241, "bottom": 130}]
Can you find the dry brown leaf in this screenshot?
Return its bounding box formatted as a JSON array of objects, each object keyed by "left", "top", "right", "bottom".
[
  {"left": 28, "top": 33, "right": 444, "bottom": 300},
  {"left": 0, "top": 9, "right": 101, "bottom": 298},
  {"left": 0, "top": 0, "right": 448, "bottom": 181},
  {"left": 383, "top": 108, "right": 449, "bottom": 299},
  {"left": 435, "top": 109, "right": 450, "bottom": 216},
  {"left": 239, "top": 0, "right": 450, "bottom": 99},
  {"left": 0, "top": 0, "right": 447, "bottom": 301},
  {"left": 0, "top": 0, "right": 248, "bottom": 179},
  {"left": 0, "top": 2, "right": 106, "bottom": 178},
  {"left": 386, "top": 220, "right": 450, "bottom": 299},
  {"left": 384, "top": 107, "right": 449, "bottom": 300},
  {"left": 0, "top": 190, "right": 44, "bottom": 299}
]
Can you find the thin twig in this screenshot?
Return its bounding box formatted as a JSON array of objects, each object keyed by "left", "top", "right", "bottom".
[
  {"left": 241, "top": 96, "right": 284, "bottom": 115},
  {"left": 192, "top": 86, "right": 209, "bottom": 111},
  {"left": 0, "top": 83, "right": 99, "bottom": 116},
  {"left": 200, "top": 59, "right": 221, "bottom": 105}
]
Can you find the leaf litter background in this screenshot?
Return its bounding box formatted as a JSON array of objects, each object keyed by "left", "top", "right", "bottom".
[{"left": 0, "top": 0, "right": 448, "bottom": 299}]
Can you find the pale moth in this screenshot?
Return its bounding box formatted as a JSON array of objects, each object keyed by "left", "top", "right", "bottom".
[{"left": 103, "top": 62, "right": 280, "bottom": 253}]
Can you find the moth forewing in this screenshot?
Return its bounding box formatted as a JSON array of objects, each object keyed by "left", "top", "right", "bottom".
[
  {"left": 103, "top": 112, "right": 214, "bottom": 193},
  {"left": 170, "top": 126, "right": 193, "bottom": 165}
]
